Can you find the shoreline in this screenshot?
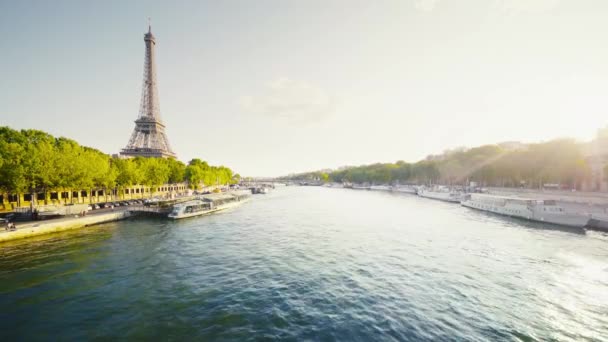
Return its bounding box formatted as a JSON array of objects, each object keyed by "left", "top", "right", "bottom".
[{"left": 0, "top": 210, "right": 133, "bottom": 243}]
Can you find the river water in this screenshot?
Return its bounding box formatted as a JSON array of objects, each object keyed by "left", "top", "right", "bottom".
[{"left": 1, "top": 187, "right": 607, "bottom": 341}]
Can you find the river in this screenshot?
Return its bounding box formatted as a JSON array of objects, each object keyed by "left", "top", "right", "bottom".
[{"left": 1, "top": 186, "right": 607, "bottom": 341}]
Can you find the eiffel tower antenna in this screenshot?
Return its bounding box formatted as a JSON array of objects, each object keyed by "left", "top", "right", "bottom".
[{"left": 121, "top": 25, "right": 177, "bottom": 158}]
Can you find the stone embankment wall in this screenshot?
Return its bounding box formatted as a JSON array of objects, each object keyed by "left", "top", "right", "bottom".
[{"left": 0, "top": 211, "right": 133, "bottom": 243}]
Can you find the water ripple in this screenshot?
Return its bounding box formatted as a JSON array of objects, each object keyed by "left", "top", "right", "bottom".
[{"left": 0, "top": 187, "right": 607, "bottom": 341}]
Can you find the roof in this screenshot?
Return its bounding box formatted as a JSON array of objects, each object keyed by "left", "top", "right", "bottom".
[{"left": 471, "top": 193, "right": 540, "bottom": 201}]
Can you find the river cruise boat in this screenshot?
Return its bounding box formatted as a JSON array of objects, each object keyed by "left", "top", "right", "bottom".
[
  {"left": 168, "top": 192, "right": 250, "bottom": 220},
  {"left": 352, "top": 184, "right": 371, "bottom": 190},
  {"left": 252, "top": 187, "right": 269, "bottom": 194},
  {"left": 417, "top": 187, "right": 464, "bottom": 203},
  {"left": 461, "top": 193, "right": 591, "bottom": 228},
  {"left": 391, "top": 185, "right": 418, "bottom": 194},
  {"left": 370, "top": 185, "right": 391, "bottom": 191}
]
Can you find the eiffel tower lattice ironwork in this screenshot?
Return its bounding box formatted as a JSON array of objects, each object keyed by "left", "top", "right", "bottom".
[{"left": 121, "top": 25, "right": 176, "bottom": 158}]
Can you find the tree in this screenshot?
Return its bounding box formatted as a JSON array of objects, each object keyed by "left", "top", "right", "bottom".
[
  {"left": 138, "top": 158, "right": 170, "bottom": 192},
  {"left": 114, "top": 158, "right": 142, "bottom": 190},
  {"left": 185, "top": 164, "right": 204, "bottom": 189},
  {"left": 167, "top": 159, "right": 186, "bottom": 184}
]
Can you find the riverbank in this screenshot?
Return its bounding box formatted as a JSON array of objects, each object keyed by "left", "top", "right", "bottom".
[{"left": 0, "top": 210, "right": 133, "bottom": 243}]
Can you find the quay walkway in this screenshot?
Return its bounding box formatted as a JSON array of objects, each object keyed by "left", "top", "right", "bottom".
[
  {"left": 0, "top": 190, "right": 254, "bottom": 243},
  {"left": 0, "top": 208, "right": 133, "bottom": 243}
]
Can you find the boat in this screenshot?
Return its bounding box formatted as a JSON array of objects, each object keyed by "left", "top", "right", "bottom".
[
  {"left": 252, "top": 187, "right": 269, "bottom": 194},
  {"left": 370, "top": 185, "right": 391, "bottom": 191},
  {"left": 391, "top": 185, "right": 418, "bottom": 194},
  {"left": 167, "top": 192, "right": 250, "bottom": 219},
  {"left": 417, "top": 187, "right": 464, "bottom": 203},
  {"left": 461, "top": 193, "right": 591, "bottom": 228},
  {"left": 586, "top": 214, "right": 608, "bottom": 232},
  {"left": 352, "top": 184, "right": 371, "bottom": 190}
]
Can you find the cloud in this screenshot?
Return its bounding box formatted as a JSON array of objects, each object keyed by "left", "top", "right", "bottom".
[
  {"left": 240, "top": 78, "right": 336, "bottom": 123},
  {"left": 497, "top": 0, "right": 560, "bottom": 13},
  {"left": 414, "top": 0, "right": 440, "bottom": 11}
]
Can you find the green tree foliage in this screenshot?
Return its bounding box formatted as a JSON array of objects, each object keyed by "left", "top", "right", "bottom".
[
  {"left": 167, "top": 159, "right": 186, "bottom": 184},
  {"left": 137, "top": 157, "right": 170, "bottom": 190},
  {"left": 0, "top": 127, "right": 238, "bottom": 197},
  {"left": 184, "top": 159, "right": 236, "bottom": 189},
  {"left": 114, "top": 158, "right": 143, "bottom": 188},
  {"left": 283, "top": 139, "right": 590, "bottom": 189}
]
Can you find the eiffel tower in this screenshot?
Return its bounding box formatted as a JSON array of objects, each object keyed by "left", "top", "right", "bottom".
[{"left": 121, "top": 25, "right": 176, "bottom": 158}]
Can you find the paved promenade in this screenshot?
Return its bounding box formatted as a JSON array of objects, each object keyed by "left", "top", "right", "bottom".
[{"left": 0, "top": 209, "right": 133, "bottom": 243}]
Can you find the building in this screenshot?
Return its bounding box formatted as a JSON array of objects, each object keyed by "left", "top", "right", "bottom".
[
  {"left": 121, "top": 25, "right": 176, "bottom": 159},
  {"left": 582, "top": 127, "right": 608, "bottom": 191}
]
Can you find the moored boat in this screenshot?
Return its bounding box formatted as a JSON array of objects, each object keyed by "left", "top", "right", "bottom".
[
  {"left": 252, "top": 187, "right": 269, "bottom": 194},
  {"left": 418, "top": 187, "right": 464, "bottom": 203},
  {"left": 391, "top": 185, "right": 418, "bottom": 194},
  {"left": 168, "top": 192, "right": 250, "bottom": 219},
  {"left": 370, "top": 185, "right": 391, "bottom": 191},
  {"left": 352, "top": 184, "right": 371, "bottom": 190},
  {"left": 461, "top": 193, "right": 591, "bottom": 228}
]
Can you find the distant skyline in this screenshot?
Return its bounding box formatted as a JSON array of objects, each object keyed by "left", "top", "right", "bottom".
[{"left": 1, "top": 0, "right": 608, "bottom": 176}]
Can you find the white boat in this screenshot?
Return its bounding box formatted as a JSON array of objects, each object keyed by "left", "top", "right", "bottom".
[
  {"left": 391, "top": 185, "right": 417, "bottom": 194},
  {"left": 461, "top": 193, "right": 591, "bottom": 228},
  {"left": 168, "top": 192, "right": 250, "bottom": 219},
  {"left": 418, "top": 187, "right": 464, "bottom": 203},
  {"left": 370, "top": 185, "right": 391, "bottom": 191},
  {"left": 252, "top": 187, "right": 269, "bottom": 194},
  {"left": 352, "top": 184, "right": 371, "bottom": 190}
]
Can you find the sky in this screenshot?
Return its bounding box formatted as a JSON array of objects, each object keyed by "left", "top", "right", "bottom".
[{"left": 1, "top": 0, "right": 608, "bottom": 177}]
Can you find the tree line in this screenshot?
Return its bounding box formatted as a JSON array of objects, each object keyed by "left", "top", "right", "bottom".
[
  {"left": 0, "top": 127, "right": 239, "bottom": 197},
  {"left": 282, "top": 139, "right": 590, "bottom": 189}
]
